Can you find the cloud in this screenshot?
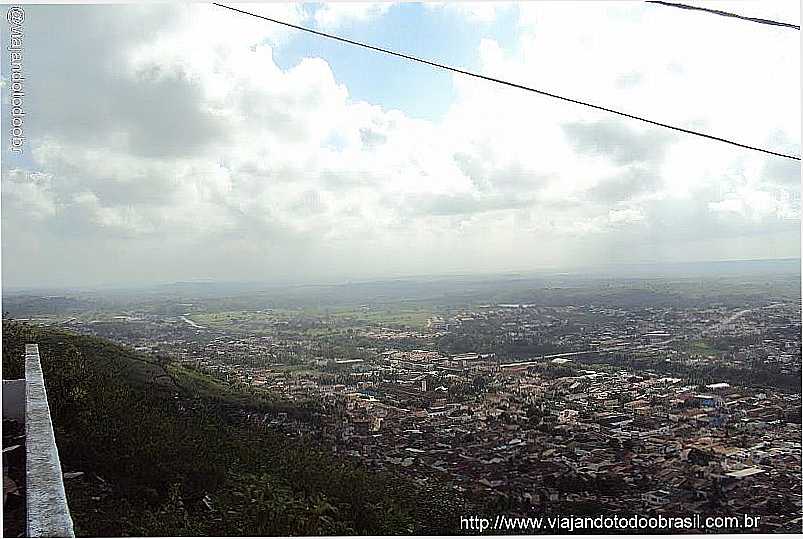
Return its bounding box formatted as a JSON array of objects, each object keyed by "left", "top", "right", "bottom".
[
  {"left": 359, "top": 127, "right": 387, "bottom": 148},
  {"left": 398, "top": 191, "right": 533, "bottom": 217},
  {"left": 313, "top": 2, "right": 392, "bottom": 29},
  {"left": 1, "top": 169, "right": 57, "bottom": 220},
  {"left": 1, "top": 2, "right": 799, "bottom": 287},
  {"left": 586, "top": 165, "right": 663, "bottom": 203},
  {"left": 608, "top": 207, "right": 645, "bottom": 224},
  {"left": 562, "top": 119, "right": 675, "bottom": 166},
  {"left": 762, "top": 158, "right": 801, "bottom": 186},
  {"left": 708, "top": 187, "right": 799, "bottom": 222},
  {"left": 427, "top": 2, "right": 516, "bottom": 23}
]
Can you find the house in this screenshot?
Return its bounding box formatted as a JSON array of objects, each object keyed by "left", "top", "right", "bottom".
[{"left": 642, "top": 489, "right": 671, "bottom": 506}]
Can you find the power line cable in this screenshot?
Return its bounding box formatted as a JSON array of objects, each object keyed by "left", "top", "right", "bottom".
[
  {"left": 646, "top": 1, "right": 800, "bottom": 30},
  {"left": 213, "top": 2, "right": 801, "bottom": 161}
]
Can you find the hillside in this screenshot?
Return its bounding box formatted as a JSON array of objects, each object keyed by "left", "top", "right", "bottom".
[{"left": 2, "top": 321, "right": 465, "bottom": 536}]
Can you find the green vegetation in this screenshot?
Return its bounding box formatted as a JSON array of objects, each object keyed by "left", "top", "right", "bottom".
[
  {"left": 343, "top": 308, "right": 432, "bottom": 329},
  {"left": 2, "top": 321, "right": 466, "bottom": 536},
  {"left": 580, "top": 350, "right": 802, "bottom": 393},
  {"left": 194, "top": 306, "right": 434, "bottom": 333},
  {"left": 685, "top": 339, "right": 719, "bottom": 356}
]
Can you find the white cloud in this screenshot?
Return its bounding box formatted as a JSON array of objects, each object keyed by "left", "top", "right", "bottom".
[
  {"left": 313, "top": 2, "right": 392, "bottom": 29},
  {"left": 608, "top": 207, "right": 645, "bottom": 224},
  {"left": 2, "top": 170, "right": 57, "bottom": 220},
  {"left": 1, "top": 2, "right": 799, "bottom": 287},
  {"left": 427, "top": 2, "right": 515, "bottom": 23},
  {"left": 709, "top": 186, "right": 799, "bottom": 221}
]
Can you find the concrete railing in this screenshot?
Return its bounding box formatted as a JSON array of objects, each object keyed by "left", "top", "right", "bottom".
[{"left": 23, "top": 344, "right": 75, "bottom": 538}]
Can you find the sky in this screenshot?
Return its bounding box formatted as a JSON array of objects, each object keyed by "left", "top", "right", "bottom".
[{"left": 1, "top": 1, "right": 800, "bottom": 289}]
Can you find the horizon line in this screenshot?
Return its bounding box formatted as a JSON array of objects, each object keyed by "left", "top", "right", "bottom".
[{"left": 2, "top": 256, "right": 800, "bottom": 294}]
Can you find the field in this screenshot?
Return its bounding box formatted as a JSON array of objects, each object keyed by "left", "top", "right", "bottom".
[{"left": 192, "top": 306, "right": 434, "bottom": 333}]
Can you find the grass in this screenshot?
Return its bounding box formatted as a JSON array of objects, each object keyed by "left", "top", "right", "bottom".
[
  {"left": 192, "top": 307, "right": 435, "bottom": 332},
  {"left": 1, "top": 320, "right": 467, "bottom": 536},
  {"left": 685, "top": 339, "right": 719, "bottom": 356}
]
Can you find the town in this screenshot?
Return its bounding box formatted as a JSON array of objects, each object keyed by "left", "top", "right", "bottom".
[{"left": 6, "top": 272, "right": 801, "bottom": 533}]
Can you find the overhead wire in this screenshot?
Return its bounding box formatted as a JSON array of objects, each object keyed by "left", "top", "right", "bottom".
[
  {"left": 213, "top": 2, "right": 801, "bottom": 161},
  {"left": 645, "top": 1, "right": 800, "bottom": 30}
]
